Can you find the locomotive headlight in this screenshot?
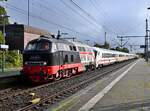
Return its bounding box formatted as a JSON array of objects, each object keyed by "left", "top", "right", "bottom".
[
  {"left": 43, "top": 62, "right": 47, "bottom": 65},
  {"left": 25, "top": 62, "right": 28, "bottom": 65}
]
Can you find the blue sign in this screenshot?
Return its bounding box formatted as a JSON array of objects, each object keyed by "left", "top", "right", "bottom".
[{"left": 140, "top": 45, "right": 145, "bottom": 48}]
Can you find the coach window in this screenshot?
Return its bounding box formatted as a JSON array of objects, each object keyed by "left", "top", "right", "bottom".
[
  {"left": 88, "top": 48, "right": 90, "bottom": 52},
  {"left": 84, "top": 47, "right": 86, "bottom": 51},
  {"left": 108, "top": 53, "right": 111, "bottom": 58},
  {"left": 82, "top": 47, "right": 86, "bottom": 51},
  {"left": 69, "top": 46, "right": 73, "bottom": 50},
  {"left": 71, "top": 55, "right": 74, "bottom": 62},
  {"left": 109, "top": 53, "right": 112, "bottom": 58},
  {"left": 81, "top": 47, "right": 84, "bottom": 51},
  {"left": 64, "top": 55, "right": 68, "bottom": 63},
  {"left": 78, "top": 47, "right": 82, "bottom": 51},
  {"left": 73, "top": 46, "right": 76, "bottom": 51},
  {"left": 89, "top": 48, "right": 92, "bottom": 52},
  {"left": 102, "top": 53, "right": 104, "bottom": 58}
]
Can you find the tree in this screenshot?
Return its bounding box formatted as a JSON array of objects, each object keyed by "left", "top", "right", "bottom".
[
  {"left": 0, "top": 6, "right": 9, "bottom": 25},
  {"left": 6, "top": 50, "right": 22, "bottom": 67},
  {"left": 110, "top": 48, "right": 115, "bottom": 50},
  {"left": 122, "top": 47, "right": 129, "bottom": 53},
  {"left": 0, "top": 31, "right": 4, "bottom": 44},
  {"left": 115, "top": 47, "right": 129, "bottom": 53},
  {"left": 94, "top": 42, "right": 110, "bottom": 49},
  {"left": 94, "top": 43, "right": 103, "bottom": 48},
  {"left": 116, "top": 47, "right": 122, "bottom": 51},
  {"left": 103, "top": 42, "right": 110, "bottom": 49}
]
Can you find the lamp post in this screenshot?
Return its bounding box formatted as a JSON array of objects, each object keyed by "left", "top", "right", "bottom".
[
  {"left": 145, "top": 19, "right": 148, "bottom": 62},
  {"left": 147, "top": 7, "right": 150, "bottom": 62},
  {"left": 0, "top": 14, "right": 10, "bottom": 72},
  {"left": 28, "top": 0, "right": 30, "bottom": 26},
  {"left": 147, "top": 7, "right": 150, "bottom": 48},
  {"left": 0, "top": 14, "right": 10, "bottom": 44}
]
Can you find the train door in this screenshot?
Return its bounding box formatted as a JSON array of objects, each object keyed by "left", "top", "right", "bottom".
[
  {"left": 56, "top": 43, "right": 64, "bottom": 70},
  {"left": 93, "top": 49, "right": 98, "bottom": 68}
]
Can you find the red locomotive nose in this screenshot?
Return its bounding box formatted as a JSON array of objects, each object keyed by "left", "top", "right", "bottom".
[
  {"left": 22, "top": 65, "right": 52, "bottom": 82},
  {"left": 23, "top": 66, "right": 41, "bottom": 75}
]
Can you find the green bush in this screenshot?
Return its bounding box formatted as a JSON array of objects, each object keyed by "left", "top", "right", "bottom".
[
  {"left": 0, "top": 31, "right": 5, "bottom": 44},
  {"left": 0, "top": 50, "right": 22, "bottom": 68}
]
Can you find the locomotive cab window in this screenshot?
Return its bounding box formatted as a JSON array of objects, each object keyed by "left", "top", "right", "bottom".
[
  {"left": 26, "top": 42, "right": 37, "bottom": 50},
  {"left": 69, "top": 46, "right": 73, "bottom": 50},
  {"left": 39, "top": 42, "right": 50, "bottom": 50},
  {"left": 26, "top": 41, "right": 51, "bottom": 50},
  {"left": 73, "top": 46, "right": 77, "bottom": 51}
]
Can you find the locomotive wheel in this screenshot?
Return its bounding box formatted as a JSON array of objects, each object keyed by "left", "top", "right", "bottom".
[
  {"left": 91, "top": 65, "right": 96, "bottom": 70},
  {"left": 54, "top": 72, "right": 62, "bottom": 80},
  {"left": 66, "top": 69, "right": 72, "bottom": 77},
  {"left": 73, "top": 68, "right": 78, "bottom": 74}
]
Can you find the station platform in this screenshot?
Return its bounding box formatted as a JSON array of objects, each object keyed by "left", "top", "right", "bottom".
[
  {"left": 0, "top": 68, "right": 20, "bottom": 78},
  {"left": 52, "top": 59, "right": 150, "bottom": 111}
]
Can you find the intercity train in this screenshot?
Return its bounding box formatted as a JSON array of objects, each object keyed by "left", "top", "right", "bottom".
[{"left": 21, "top": 35, "right": 137, "bottom": 82}]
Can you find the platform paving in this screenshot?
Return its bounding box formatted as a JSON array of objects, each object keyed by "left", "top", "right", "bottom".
[
  {"left": 91, "top": 59, "right": 150, "bottom": 111},
  {"left": 50, "top": 59, "right": 150, "bottom": 111}
]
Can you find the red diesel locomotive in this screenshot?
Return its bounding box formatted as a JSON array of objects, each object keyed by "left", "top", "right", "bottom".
[
  {"left": 21, "top": 35, "right": 137, "bottom": 83},
  {"left": 21, "top": 36, "right": 85, "bottom": 82}
]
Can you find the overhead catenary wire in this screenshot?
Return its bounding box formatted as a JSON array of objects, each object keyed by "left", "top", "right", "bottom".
[
  {"left": 89, "top": 0, "right": 139, "bottom": 47},
  {"left": 4, "top": 0, "right": 120, "bottom": 39},
  {"left": 89, "top": 0, "right": 124, "bottom": 46},
  {"left": 3, "top": 2, "right": 96, "bottom": 38},
  {"left": 89, "top": 0, "right": 119, "bottom": 35},
  {"left": 68, "top": 0, "right": 117, "bottom": 45},
  {"left": 59, "top": 0, "right": 102, "bottom": 32},
  {"left": 69, "top": 0, "right": 120, "bottom": 45},
  {"left": 31, "top": 0, "right": 101, "bottom": 36},
  {"left": 94, "top": 0, "right": 127, "bottom": 35},
  {"left": 69, "top": 0, "right": 102, "bottom": 29},
  {"left": 93, "top": 0, "right": 145, "bottom": 36}
]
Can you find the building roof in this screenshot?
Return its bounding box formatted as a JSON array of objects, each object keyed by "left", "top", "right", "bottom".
[
  {"left": 23, "top": 25, "right": 51, "bottom": 36},
  {"left": 0, "top": 24, "right": 52, "bottom": 36}
]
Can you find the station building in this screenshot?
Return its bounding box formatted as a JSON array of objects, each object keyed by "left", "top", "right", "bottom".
[{"left": 0, "top": 24, "right": 51, "bottom": 51}]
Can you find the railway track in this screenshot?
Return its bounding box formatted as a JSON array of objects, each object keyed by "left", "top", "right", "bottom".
[
  {"left": 0, "top": 59, "right": 136, "bottom": 111},
  {"left": 0, "top": 81, "right": 38, "bottom": 100},
  {"left": 0, "top": 74, "right": 20, "bottom": 90}
]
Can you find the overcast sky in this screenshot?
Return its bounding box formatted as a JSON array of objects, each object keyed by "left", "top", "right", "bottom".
[{"left": 0, "top": 0, "right": 150, "bottom": 53}]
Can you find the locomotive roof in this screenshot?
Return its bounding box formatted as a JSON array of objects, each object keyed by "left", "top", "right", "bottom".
[
  {"left": 30, "top": 36, "right": 75, "bottom": 46},
  {"left": 67, "top": 40, "right": 92, "bottom": 48}
]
